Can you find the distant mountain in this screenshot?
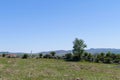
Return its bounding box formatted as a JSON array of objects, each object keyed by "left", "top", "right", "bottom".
[
  {"left": 87, "top": 48, "right": 120, "bottom": 54},
  {"left": 40, "top": 48, "right": 120, "bottom": 55},
  {"left": 0, "top": 52, "right": 25, "bottom": 55},
  {"left": 0, "top": 48, "right": 120, "bottom": 55},
  {"left": 0, "top": 52, "right": 9, "bottom": 54}
]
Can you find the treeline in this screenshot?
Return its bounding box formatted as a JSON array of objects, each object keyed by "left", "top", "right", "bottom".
[
  {"left": 0, "top": 38, "right": 120, "bottom": 64},
  {"left": 1, "top": 51, "right": 120, "bottom": 64},
  {"left": 64, "top": 52, "right": 120, "bottom": 64}
]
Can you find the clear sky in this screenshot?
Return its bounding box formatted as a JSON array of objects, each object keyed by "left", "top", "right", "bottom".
[{"left": 0, "top": 0, "right": 120, "bottom": 53}]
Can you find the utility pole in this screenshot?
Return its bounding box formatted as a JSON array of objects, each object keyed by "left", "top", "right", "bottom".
[{"left": 30, "top": 50, "right": 32, "bottom": 58}]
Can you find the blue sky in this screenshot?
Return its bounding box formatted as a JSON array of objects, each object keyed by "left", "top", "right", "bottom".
[{"left": 0, "top": 0, "right": 120, "bottom": 52}]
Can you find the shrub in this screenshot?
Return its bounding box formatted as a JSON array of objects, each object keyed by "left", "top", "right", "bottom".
[
  {"left": 43, "top": 54, "right": 51, "bottom": 58},
  {"left": 113, "top": 59, "right": 120, "bottom": 63},
  {"left": 50, "top": 51, "right": 56, "bottom": 57},
  {"left": 104, "top": 58, "right": 112, "bottom": 64},
  {"left": 39, "top": 53, "right": 43, "bottom": 58},
  {"left": 72, "top": 55, "right": 80, "bottom": 61},
  {"left": 22, "top": 54, "right": 29, "bottom": 59},
  {"left": 65, "top": 53, "right": 72, "bottom": 60},
  {"left": 2, "top": 54, "right": 6, "bottom": 57}
]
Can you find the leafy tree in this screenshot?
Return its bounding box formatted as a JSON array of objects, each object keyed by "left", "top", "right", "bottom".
[
  {"left": 106, "top": 51, "right": 111, "bottom": 57},
  {"left": 83, "top": 52, "right": 89, "bottom": 61},
  {"left": 111, "top": 53, "right": 116, "bottom": 60},
  {"left": 84, "top": 52, "right": 89, "bottom": 57},
  {"left": 73, "top": 38, "right": 87, "bottom": 60},
  {"left": 22, "top": 54, "right": 29, "bottom": 59},
  {"left": 43, "top": 54, "right": 51, "bottom": 58},
  {"left": 87, "top": 53, "right": 93, "bottom": 62},
  {"left": 65, "top": 53, "right": 72, "bottom": 60},
  {"left": 100, "top": 52, "right": 105, "bottom": 57},
  {"left": 95, "top": 54, "right": 102, "bottom": 63},
  {"left": 2, "top": 53, "right": 6, "bottom": 57},
  {"left": 72, "top": 55, "right": 80, "bottom": 61},
  {"left": 104, "top": 57, "right": 112, "bottom": 64},
  {"left": 99, "top": 52, "right": 105, "bottom": 62},
  {"left": 50, "top": 51, "right": 56, "bottom": 57},
  {"left": 114, "top": 58, "right": 120, "bottom": 63},
  {"left": 39, "top": 53, "right": 43, "bottom": 58}
]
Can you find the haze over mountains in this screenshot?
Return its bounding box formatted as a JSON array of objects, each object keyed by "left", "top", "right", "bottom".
[
  {"left": 86, "top": 48, "right": 120, "bottom": 54},
  {"left": 0, "top": 48, "right": 120, "bottom": 54},
  {"left": 41, "top": 48, "right": 120, "bottom": 55}
]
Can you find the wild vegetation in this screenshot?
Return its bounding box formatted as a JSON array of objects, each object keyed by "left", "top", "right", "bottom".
[
  {"left": 0, "top": 58, "right": 120, "bottom": 80},
  {"left": 1, "top": 38, "right": 120, "bottom": 64},
  {"left": 0, "top": 38, "right": 120, "bottom": 80},
  {"left": 65, "top": 38, "right": 120, "bottom": 64}
]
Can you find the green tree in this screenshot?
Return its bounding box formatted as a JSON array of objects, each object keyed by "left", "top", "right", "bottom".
[
  {"left": 104, "top": 57, "right": 112, "bottom": 64},
  {"left": 39, "top": 53, "right": 43, "bottom": 58},
  {"left": 73, "top": 38, "right": 87, "bottom": 60},
  {"left": 106, "top": 51, "right": 111, "bottom": 57},
  {"left": 2, "top": 53, "right": 6, "bottom": 57},
  {"left": 50, "top": 51, "right": 56, "bottom": 57},
  {"left": 100, "top": 52, "right": 105, "bottom": 57},
  {"left": 83, "top": 52, "right": 89, "bottom": 61},
  {"left": 99, "top": 52, "right": 105, "bottom": 62},
  {"left": 43, "top": 54, "right": 51, "bottom": 58},
  {"left": 87, "top": 53, "right": 93, "bottom": 62},
  {"left": 65, "top": 53, "right": 72, "bottom": 60},
  {"left": 22, "top": 54, "right": 29, "bottom": 59}
]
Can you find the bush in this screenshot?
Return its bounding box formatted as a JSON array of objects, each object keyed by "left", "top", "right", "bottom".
[
  {"left": 72, "top": 55, "right": 80, "bottom": 61},
  {"left": 39, "top": 53, "right": 43, "bottom": 58},
  {"left": 95, "top": 58, "right": 100, "bottom": 63},
  {"left": 2, "top": 54, "right": 6, "bottom": 57},
  {"left": 50, "top": 51, "right": 56, "bottom": 57},
  {"left": 104, "top": 58, "right": 112, "bottom": 64},
  {"left": 113, "top": 59, "right": 120, "bottom": 63},
  {"left": 22, "top": 54, "right": 29, "bottom": 59},
  {"left": 65, "top": 53, "right": 72, "bottom": 60},
  {"left": 43, "top": 54, "right": 51, "bottom": 58}
]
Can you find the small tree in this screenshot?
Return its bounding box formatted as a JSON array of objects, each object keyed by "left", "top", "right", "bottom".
[
  {"left": 65, "top": 53, "right": 72, "bottom": 60},
  {"left": 106, "top": 51, "right": 111, "bottom": 57},
  {"left": 50, "top": 51, "right": 56, "bottom": 57},
  {"left": 73, "top": 38, "right": 87, "bottom": 61},
  {"left": 22, "top": 54, "right": 29, "bottom": 59},
  {"left": 83, "top": 52, "right": 89, "bottom": 61},
  {"left": 99, "top": 52, "right": 105, "bottom": 62},
  {"left": 2, "top": 53, "right": 6, "bottom": 57},
  {"left": 39, "top": 53, "right": 43, "bottom": 58},
  {"left": 104, "top": 58, "right": 112, "bottom": 64},
  {"left": 43, "top": 54, "right": 51, "bottom": 58},
  {"left": 87, "top": 53, "right": 93, "bottom": 62}
]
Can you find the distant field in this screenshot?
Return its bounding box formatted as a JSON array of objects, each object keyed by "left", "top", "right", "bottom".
[{"left": 0, "top": 58, "right": 120, "bottom": 80}]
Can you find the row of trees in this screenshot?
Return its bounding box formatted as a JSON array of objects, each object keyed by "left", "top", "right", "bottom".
[
  {"left": 22, "top": 51, "right": 57, "bottom": 59},
  {"left": 1, "top": 38, "right": 120, "bottom": 64},
  {"left": 1, "top": 51, "right": 57, "bottom": 59},
  {"left": 34, "top": 38, "right": 120, "bottom": 64},
  {"left": 65, "top": 38, "right": 120, "bottom": 64},
  {"left": 65, "top": 51, "right": 120, "bottom": 64}
]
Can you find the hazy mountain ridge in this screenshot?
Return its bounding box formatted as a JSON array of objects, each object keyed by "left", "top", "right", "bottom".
[
  {"left": 40, "top": 48, "right": 120, "bottom": 54},
  {"left": 0, "top": 48, "right": 120, "bottom": 54},
  {"left": 87, "top": 48, "right": 120, "bottom": 54}
]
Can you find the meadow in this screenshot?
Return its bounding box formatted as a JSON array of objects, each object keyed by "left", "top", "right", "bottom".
[{"left": 0, "top": 58, "right": 120, "bottom": 80}]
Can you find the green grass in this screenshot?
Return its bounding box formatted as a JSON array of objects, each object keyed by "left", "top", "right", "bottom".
[{"left": 0, "top": 58, "right": 120, "bottom": 80}]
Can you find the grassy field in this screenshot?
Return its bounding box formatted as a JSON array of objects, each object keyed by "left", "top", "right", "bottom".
[{"left": 0, "top": 58, "right": 120, "bottom": 80}]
